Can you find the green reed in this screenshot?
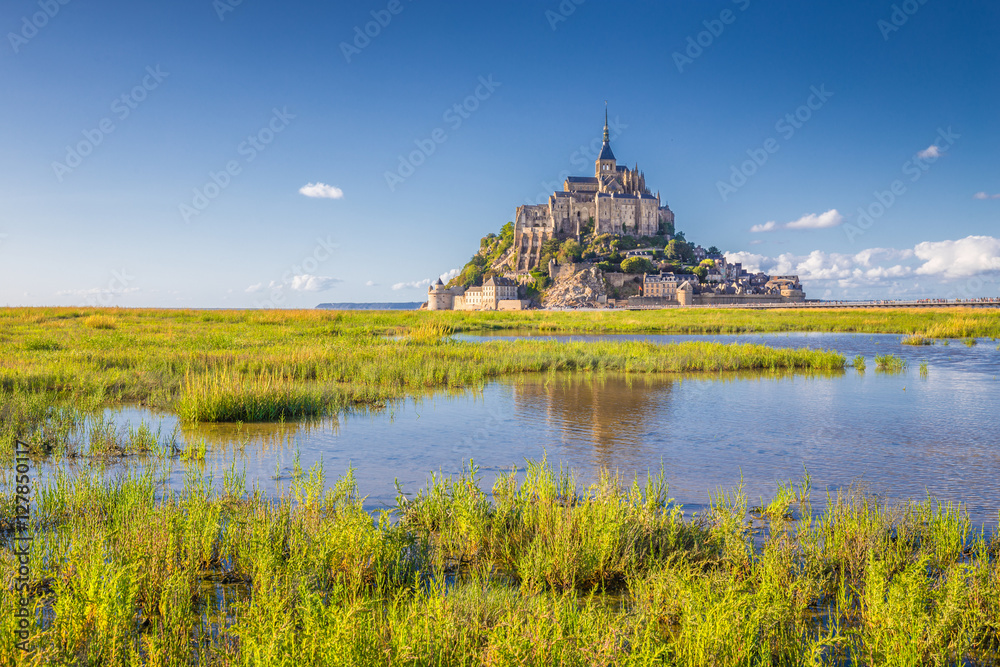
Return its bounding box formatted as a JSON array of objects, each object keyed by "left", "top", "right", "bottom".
[{"left": 2, "top": 459, "right": 997, "bottom": 666}]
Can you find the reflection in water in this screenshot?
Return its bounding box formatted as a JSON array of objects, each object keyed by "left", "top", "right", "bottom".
[
  {"left": 180, "top": 417, "right": 334, "bottom": 454},
  {"left": 511, "top": 373, "right": 672, "bottom": 470}
]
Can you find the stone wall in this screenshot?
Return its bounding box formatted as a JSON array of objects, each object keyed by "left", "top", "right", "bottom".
[
  {"left": 552, "top": 261, "right": 595, "bottom": 281},
  {"left": 498, "top": 299, "right": 530, "bottom": 310},
  {"left": 693, "top": 293, "right": 785, "bottom": 306},
  {"left": 627, "top": 296, "right": 678, "bottom": 308},
  {"left": 514, "top": 226, "right": 553, "bottom": 272},
  {"left": 604, "top": 272, "right": 643, "bottom": 288}
]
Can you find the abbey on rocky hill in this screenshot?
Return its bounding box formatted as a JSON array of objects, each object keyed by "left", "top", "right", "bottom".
[{"left": 514, "top": 108, "right": 675, "bottom": 272}]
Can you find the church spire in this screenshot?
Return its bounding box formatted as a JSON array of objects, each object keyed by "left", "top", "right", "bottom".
[
  {"left": 603, "top": 102, "right": 609, "bottom": 144},
  {"left": 596, "top": 101, "right": 616, "bottom": 176}
]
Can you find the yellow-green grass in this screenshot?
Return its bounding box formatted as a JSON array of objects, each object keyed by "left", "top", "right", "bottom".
[
  {"left": 1, "top": 460, "right": 997, "bottom": 665},
  {"left": 901, "top": 333, "right": 933, "bottom": 345},
  {"left": 1, "top": 304, "right": 998, "bottom": 338},
  {"left": 0, "top": 308, "right": 844, "bottom": 443}
]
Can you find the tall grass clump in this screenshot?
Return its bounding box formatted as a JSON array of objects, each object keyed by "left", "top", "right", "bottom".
[
  {"left": 875, "top": 353, "right": 907, "bottom": 372},
  {"left": 853, "top": 355, "right": 866, "bottom": 371},
  {"left": 84, "top": 314, "right": 116, "bottom": 329},
  {"left": 176, "top": 368, "right": 332, "bottom": 422},
  {"left": 902, "top": 333, "right": 932, "bottom": 345}
]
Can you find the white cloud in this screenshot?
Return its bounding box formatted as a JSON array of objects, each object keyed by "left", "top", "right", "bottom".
[
  {"left": 393, "top": 279, "right": 432, "bottom": 291},
  {"left": 974, "top": 192, "right": 1000, "bottom": 200},
  {"left": 290, "top": 274, "right": 342, "bottom": 292},
  {"left": 913, "top": 236, "right": 1000, "bottom": 279},
  {"left": 298, "top": 182, "right": 344, "bottom": 199},
  {"left": 365, "top": 280, "right": 377, "bottom": 287},
  {"left": 726, "top": 236, "right": 1000, "bottom": 297},
  {"left": 750, "top": 221, "right": 777, "bottom": 233},
  {"left": 245, "top": 283, "right": 265, "bottom": 294},
  {"left": 917, "top": 145, "right": 942, "bottom": 159},
  {"left": 750, "top": 209, "right": 843, "bottom": 233},
  {"left": 785, "top": 209, "right": 844, "bottom": 230},
  {"left": 853, "top": 247, "right": 914, "bottom": 267},
  {"left": 723, "top": 248, "right": 913, "bottom": 288},
  {"left": 392, "top": 268, "right": 461, "bottom": 291},
  {"left": 722, "top": 251, "right": 770, "bottom": 272}
]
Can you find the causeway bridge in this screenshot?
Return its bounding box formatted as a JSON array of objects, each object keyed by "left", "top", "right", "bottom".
[{"left": 625, "top": 299, "right": 1000, "bottom": 311}]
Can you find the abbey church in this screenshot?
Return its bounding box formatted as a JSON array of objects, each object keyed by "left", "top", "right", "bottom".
[{"left": 514, "top": 110, "right": 675, "bottom": 271}]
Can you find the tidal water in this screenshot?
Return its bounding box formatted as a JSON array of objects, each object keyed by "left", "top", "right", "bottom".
[{"left": 84, "top": 333, "right": 1000, "bottom": 525}]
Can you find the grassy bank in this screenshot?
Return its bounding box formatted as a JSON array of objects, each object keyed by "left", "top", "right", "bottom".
[
  {"left": 0, "top": 308, "right": 844, "bottom": 444},
  {"left": 423, "top": 306, "right": 1000, "bottom": 338},
  {"left": 3, "top": 305, "right": 999, "bottom": 339},
  {"left": 2, "top": 460, "right": 997, "bottom": 665}
]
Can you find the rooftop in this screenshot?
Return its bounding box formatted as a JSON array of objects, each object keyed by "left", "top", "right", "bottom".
[{"left": 598, "top": 141, "right": 616, "bottom": 161}]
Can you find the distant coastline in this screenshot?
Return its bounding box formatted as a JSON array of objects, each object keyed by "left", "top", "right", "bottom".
[{"left": 315, "top": 302, "right": 423, "bottom": 310}]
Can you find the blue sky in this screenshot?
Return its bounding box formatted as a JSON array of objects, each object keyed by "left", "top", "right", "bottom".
[{"left": 2, "top": 0, "right": 998, "bottom": 307}]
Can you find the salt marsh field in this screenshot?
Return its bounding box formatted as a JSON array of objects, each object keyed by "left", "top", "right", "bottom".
[{"left": 3, "top": 309, "right": 1000, "bottom": 664}]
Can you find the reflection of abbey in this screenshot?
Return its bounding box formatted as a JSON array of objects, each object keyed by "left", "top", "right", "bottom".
[{"left": 514, "top": 109, "right": 675, "bottom": 272}]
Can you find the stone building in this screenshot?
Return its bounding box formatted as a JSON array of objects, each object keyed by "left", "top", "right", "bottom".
[
  {"left": 431, "top": 275, "right": 524, "bottom": 311},
  {"left": 637, "top": 269, "right": 806, "bottom": 307},
  {"left": 643, "top": 272, "right": 679, "bottom": 300},
  {"left": 483, "top": 276, "right": 517, "bottom": 304},
  {"left": 457, "top": 286, "right": 483, "bottom": 310},
  {"left": 514, "top": 109, "right": 675, "bottom": 272},
  {"left": 426, "top": 278, "right": 464, "bottom": 310}
]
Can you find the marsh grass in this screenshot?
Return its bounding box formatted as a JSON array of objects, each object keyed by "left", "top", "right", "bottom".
[
  {"left": 874, "top": 353, "right": 907, "bottom": 373},
  {"left": 23, "top": 338, "right": 61, "bottom": 351},
  {"left": 179, "top": 437, "right": 208, "bottom": 462},
  {"left": 0, "top": 395, "right": 178, "bottom": 460},
  {"left": 84, "top": 314, "right": 116, "bottom": 330},
  {"left": 853, "top": 355, "right": 866, "bottom": 371},
  {"left": 901, "top": 334, "right": 933, "bottom": 346},
  {"left": 176, "top": 369, "right": 331, "bottom": 423},
  {"left": 3, "top": 304, "right": 992, "bottom": 434},
  {"left": 0, "top": 307, "right": 846, "bottom": 442},
  {"left": 2, "top": 459, "right": 998, "bottom": 666}
]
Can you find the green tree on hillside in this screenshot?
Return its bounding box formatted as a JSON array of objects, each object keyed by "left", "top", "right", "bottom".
[
  {"left": 558, "top": 239, "right": 583, "bottom": 264},
  {"left": 665, "top": 239, "right": 693, "bottom": 264},
  {"left": 620, "top": 257, "right": 656, "bottom": 274}
]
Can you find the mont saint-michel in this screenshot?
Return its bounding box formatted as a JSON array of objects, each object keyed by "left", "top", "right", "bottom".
[{"left": 426, "top": 110, "right": 803, "bottom": 311}]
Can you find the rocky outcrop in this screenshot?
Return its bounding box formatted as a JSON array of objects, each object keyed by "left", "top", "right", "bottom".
[{"left": 541, "top": 266, "right": 607, "bottom": 309}]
